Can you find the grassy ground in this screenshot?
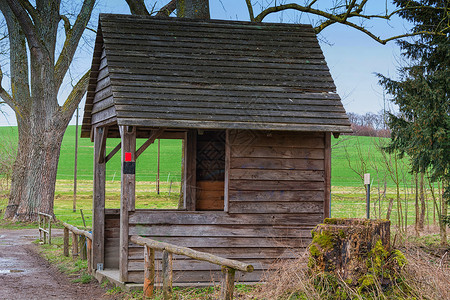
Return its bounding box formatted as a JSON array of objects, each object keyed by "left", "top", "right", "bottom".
[{"left": 0, "top": 126, "right": 414, "bottom": 187}]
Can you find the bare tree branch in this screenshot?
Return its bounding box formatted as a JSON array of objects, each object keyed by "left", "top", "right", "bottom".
[
  {"left": 245, "top": 0, "right": 255, "bottom": 22},
  {"left": 252, "top": 2, "right": 449, "bottom": 45},
  {"left": 5, "top": 0, "right": 43, "bottom": 58},
  {"left": 60, "top": 14, "right": 71, "bottom": 34},
  {"left": 59, "top": 70, "right": 90, "bottom": 124},
  {"left": 156, "top": 0, "right": 176, "bottom": 17},
  {"left": 17, "top": 0, "right": 39, "bottom": 23},
  {"left": 54, "top": 0, "right": 95, "bottom": 90},
  {"left": 0, "top": 66, "right": 16, "bottom": 111}
]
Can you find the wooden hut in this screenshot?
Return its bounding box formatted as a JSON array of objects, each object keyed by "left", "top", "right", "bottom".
[{"left": 81, "top": 14, "right": 352, "bottom": 285}]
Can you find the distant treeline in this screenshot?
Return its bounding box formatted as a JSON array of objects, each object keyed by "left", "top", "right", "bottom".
[{"left": 346, "top": 111, "right": 391, "bottom": 138}]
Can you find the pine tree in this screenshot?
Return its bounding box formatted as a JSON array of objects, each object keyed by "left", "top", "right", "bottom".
[{"left": 378, "top": 0, "right": 449, "bottom": 243}]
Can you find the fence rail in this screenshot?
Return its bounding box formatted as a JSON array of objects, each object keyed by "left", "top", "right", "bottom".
[
  {"left": 61, "top": 221, "right": 93, "bottom": 274},
  {"left": 38, "top": 212, "right": 52, "bottom": 245},
  {"left": 130, "top": 235, "right": 254, "bottom": 300}
]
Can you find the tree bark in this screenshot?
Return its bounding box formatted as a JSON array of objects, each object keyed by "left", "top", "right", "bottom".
[
  {"left": 419, "top": 172, "right": 426, "bottom": 230},
  {"left": 177, "top": 0, "right": 209, "bottom": 19},
  {"left": 1, "top": 0, "right": 93, "bottom": 221}
]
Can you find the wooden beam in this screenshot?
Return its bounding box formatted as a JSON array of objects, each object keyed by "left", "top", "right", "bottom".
[
  {"left": 98, "top": 126, "right": 109, "bottom": 164},
  {"left": 135, "top": 127, "right": 166, "bottom": 159},
  {"left": 92, "top": 126, "right": 106, "bottom": 270},
  {"left": 324, "top": 132, "right": 331, "bottom": 218},
  {"left": 119, "top": 125, "right": 136, "bottom": 282},
  {"left": 105, "top": 142, "right": 121, "bottom": 163},
  {"left": 185, "top": 129, "right": 197, "bottom": 211},
  {"left": 224, "top": 130, "right": 230, "bottom": 212}
]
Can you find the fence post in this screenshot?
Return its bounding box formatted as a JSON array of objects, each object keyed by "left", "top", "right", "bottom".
[
  {"left": 63, "top": 227, "right": 69, "bottom": 257},
  {"left": 144, "top": 245, "right": 155, "bottom": 298},
  {"left": 220, "top": 267, "right": 236, "bottom": 300},
  {"left": 48, "top": 217, "right": 52, "bottom": 245},
  {"left": 72, "top": 232, "right": 78, "bottom": 260},
  {"left": 79, "top": 235, "right": 87, "bottom": 260},
  {"left": 162, "top": 250, "right": 173, "bottom": 300},
  {"left": 87, "top": 238, "right": 93, "bottom": 274}
]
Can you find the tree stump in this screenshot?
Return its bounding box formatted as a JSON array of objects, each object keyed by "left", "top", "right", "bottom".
[{"left": 308, "top": 218, "right": 391, "bottom": 285}]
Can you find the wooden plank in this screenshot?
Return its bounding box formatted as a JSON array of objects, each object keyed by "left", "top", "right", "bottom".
[
  {"left": 129, "top": 236, "right": 309, "bottom": 248},
  {"left": 231, "top": 146, "right": 324, "bottom": 159},
  {"left": 228, "top": 190, "right": 324, "bottom": 202},
  {"left": 128, "top": 258, "right": 294, "bottom": 272},
  {"left": 224, "top": 130, "right": 230, "bottom": 212},
  {"left": 229, "top": 131, "right": 325, "bottom": 147},
  {"left": 105, "top": 142, "right": 121, "bottom": 163},
  {"left": 119, "top": 125, "right": 136, "bottom": 282},
  {"left": 128, "top": 224, "right": 313, "bottom": 238},
  {"left": 229, "top": 179, "right": 324, "bottom": 191},
  {"left": 230, "top": 158, "right": 324, "bottom": 171},
  {"left": 92, "top": 106, "right": 116, "bottom": 125},
  {"left": 117, "top": 118, "right": 353, "bottom": 133},
  {"left": 92, "top": 126, "right": 106, "bottom": 270},
  {"left": 185, "top": 129, "right": 197, "bottom": 211},
  {"left": 128, "top": 211, "right": 323, "bottom": 226},
  {"left": 109, "top": 84, "right": 342, "bottom": 100},
  {"left": 196, "top": 198, "right": 224, "bottom": 211},
  {"left": 128, "top": 246, "right": 302, "bottom": 260},
  {"left": 324, "top": 132, "right": 331, "bottom": 219},
  {"left": 229, "top": 201, "right": 323, "bottom": 214},
  {"left": 229, "top": 169, "right": 324, "bottom": 181},
  {"left": 108, "top": 73, "right": 335, "bottom": 91}
]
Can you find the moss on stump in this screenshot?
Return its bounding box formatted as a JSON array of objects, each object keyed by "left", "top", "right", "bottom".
[{"left": 308, "top": 218, "right": 399, "bottom": 287}]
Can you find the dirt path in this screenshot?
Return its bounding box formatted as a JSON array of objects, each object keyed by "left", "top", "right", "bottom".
[{"left": 0, "top": 228, "right": 114, "bottom": 300}]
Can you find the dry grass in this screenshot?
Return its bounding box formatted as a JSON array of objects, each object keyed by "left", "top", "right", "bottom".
[{"left": 247, "top": 228, "right": 449, "bottom": 300}]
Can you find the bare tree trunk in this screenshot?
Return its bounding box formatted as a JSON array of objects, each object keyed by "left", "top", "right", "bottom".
[
  {"left": 440, "top": 182, "right": 447, "bottom": 245},
  {"left": 415, "top": 172, "right": 419, "bottom": 235},
  {"left": 419, "top": 172, "right": 426, "bottom": 231}
]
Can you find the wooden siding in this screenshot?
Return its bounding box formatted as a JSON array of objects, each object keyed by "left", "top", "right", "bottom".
[
  {"left": 127, "top": 211, "right": 317, "bottom": 284},
  {"left": 228, "top": 130, "right": 325, "bottom": 215},
  {"left": 104, "top": 209, "right": 120, "bottom": 269},
  {"left": 124, "top": 130, "right": 326, "bottom": 284},
  {"left": 81, "top": 14, "right": 352, "bottom": 137}
]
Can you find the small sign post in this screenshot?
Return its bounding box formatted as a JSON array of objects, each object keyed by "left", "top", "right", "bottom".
[{"left": 364, "top": 173, "right": 370, "bottom": 219}]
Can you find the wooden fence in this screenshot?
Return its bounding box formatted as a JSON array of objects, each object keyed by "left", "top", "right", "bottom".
[
  {"left": 62, "top": 222, "right": 93, "bottom": 274},
  {"left": 130, "top": 235, "right": 254, "bottom": 300},
  {"left": 38, "top": 212, "right": 52, "bottom": 245}
]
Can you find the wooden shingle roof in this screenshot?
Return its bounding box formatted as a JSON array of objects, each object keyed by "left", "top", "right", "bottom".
[{"left": 81, "top": 14, "right": 351, "bottom": 138}]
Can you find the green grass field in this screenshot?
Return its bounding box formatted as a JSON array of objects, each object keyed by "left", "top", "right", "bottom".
[{"left": 0, "top": 126, "right": 440, "bottom": 228}]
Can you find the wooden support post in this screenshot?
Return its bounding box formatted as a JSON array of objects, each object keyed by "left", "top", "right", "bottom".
[
  {"left": 119, "top": 125, "right": 136, "bottom": 282},
  {"left": 162, "top": 250, "right": 173, "bottom": 300},
  {"left": 93, "top": 126, "right": 106, "bottom": 270},
  {"left": 87, "top": 238, "right": 93, "bottom": 274},
  {"left": 72, "top": 232, "right": 79, "bottom": 260},
  {"left": 79, "top": 235, "right": 87, "bottom": 260},
  {"left": 220, "top": 267, "right": 236, "bottom": 300},
  {"left": 224, "top": 129, "right": 230, "bottom": 212},
  {"left": 63, "top": 227, "right": 69, "bottom": 257},
  {"left": 185, "top": 129, "right": 197, "bottom": 211},
  {"left": 324, "top": 132, "right": 331, "bottom": 219},
  {"left": 144, "top": 245, "right": 155, "bottom": 298}
]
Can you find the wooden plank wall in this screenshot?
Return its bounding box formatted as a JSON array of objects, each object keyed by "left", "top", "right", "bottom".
[
  {"left": 104, "top": 209, "right": 120, "bottom": 269},
  {"left": 124, "top": 130, "right": 325, "bottom": 284},
  {"left": 228, "top": 130, "right": 325, "bottom": 214}
]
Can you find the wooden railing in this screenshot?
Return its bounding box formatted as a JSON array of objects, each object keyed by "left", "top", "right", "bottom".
[
  {"left": 38, "top": 212, "right": 53, "bottom": 245},
  {"left": 62, "top": 222, "right": 93, "bottom": 274},
  {"left": 130, "top": 235, "right": 254, "bottom": 300}
]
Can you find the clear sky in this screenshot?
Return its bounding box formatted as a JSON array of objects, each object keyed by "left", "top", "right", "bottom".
[{"left": 0, "top": 0, "right": 410, "bottom": 126}]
